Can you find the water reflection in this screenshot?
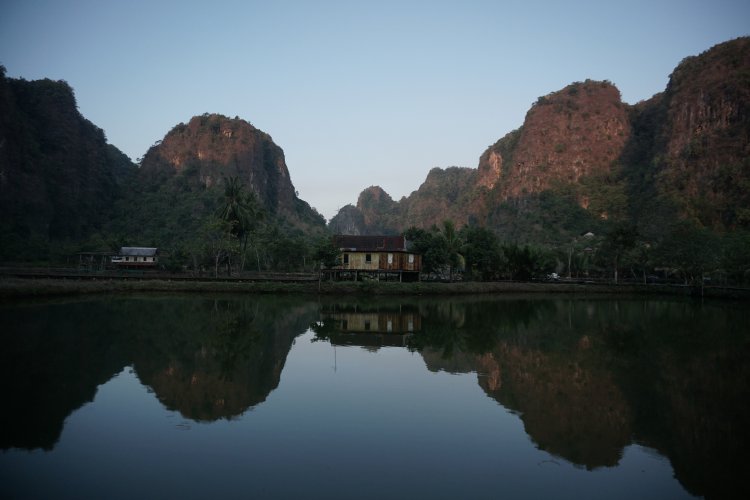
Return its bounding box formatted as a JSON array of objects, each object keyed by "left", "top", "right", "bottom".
[
  {"left": 1, "top": 295, "right": 318, "bottom": 449},
  {"left": 312, "top": 296, "right": 750, "bottom": 498},
  {"left": 312, "top": 302, "right": 420, "bottom": 347},
  {"left": 2, "top": 294, "right": 748, "bottom": 498}
]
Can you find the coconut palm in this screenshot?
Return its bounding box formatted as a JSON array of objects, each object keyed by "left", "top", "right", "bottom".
[
  {"left": 440, "top": 220, "right": 464, "bottom": 282},
  {"left": 217, "top": 176, "right": 263, "bottom": 272}
]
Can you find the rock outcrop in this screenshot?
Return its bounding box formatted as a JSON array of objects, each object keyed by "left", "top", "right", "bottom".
[{"left": 331, "top": 37, "right": 750, "bottom": 239}]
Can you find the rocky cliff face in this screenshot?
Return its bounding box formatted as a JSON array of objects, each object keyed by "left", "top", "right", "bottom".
[
  {"left": 139, "top": 113, "right": 311, "bottom": 221},
  {"left": 400, "top": 166, "right": 485, "bottom": 228},
  {"left": 653, "top": 37, "right": 750, "bottom": 229},
  {"left": 331, "top": 37, "right": 749, "bottom": 239},
  {"left": 330, "top": 167, "right": 486, "bottom": 234},
  {"left": 331, "top": 80, "right": 633, "bottom": 236},
  {"left": 486, "top": 80, "right": 631, "bottom": 200}
]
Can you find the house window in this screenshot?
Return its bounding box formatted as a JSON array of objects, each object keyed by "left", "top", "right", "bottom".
[
  {"left": 387, "top": 253, "right": 393, "bottom": 264},
  {"left": 408, "top": 254, "right": 414, "bottom": 264},
  {"left": 343, "top": 254, "right": 349, "bottom": 264},
  {"left": 364, "top": 319, "right": 371, "bottom": 331},
  {"left": 125, "top": 256, "right": 130, "bottom": 262},
  {"left": 366, "top": 254, "right": 372, "bottom": 263}
]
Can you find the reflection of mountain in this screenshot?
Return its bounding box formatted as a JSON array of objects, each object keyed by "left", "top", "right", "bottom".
[
  {"left": 414, "top": 298, "right": 750, "bottom": 498},
  {"left": 130, "top": 298, "right": 318, "bottom": 421},
  {"left": 1, "top": 296, "right": 318, "bottom": 449},
  {"left": 1, "top": 299, "right": 131, "bottom": 450},
  {"left": 475, "top": 343, "right": 631, "bottom": 468},
  {"left": 4, "top": 295, "right": 748, "bottom": 498}
]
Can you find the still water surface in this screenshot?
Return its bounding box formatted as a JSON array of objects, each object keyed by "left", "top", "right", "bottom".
[{"left": 1, "top": 294, "right": 748, "bottom": 499}]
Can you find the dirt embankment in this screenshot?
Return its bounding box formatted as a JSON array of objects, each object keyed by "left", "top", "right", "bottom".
[{"left": 1, "top": 277, "right": 747, "bottom": 301}]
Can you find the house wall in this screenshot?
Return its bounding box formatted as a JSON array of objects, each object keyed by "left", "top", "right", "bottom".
[
  {"left": 383, "top": 252, "right": 421, "bottom": 272},
  {"left": 340, "top": 251, "right": 381, "bottom": 271},
  {"left": 113, "top": 255, "right": 158, "bottom": 266},
  {"left": 337, "top": 251, "right": 421, "bottom": 272}
]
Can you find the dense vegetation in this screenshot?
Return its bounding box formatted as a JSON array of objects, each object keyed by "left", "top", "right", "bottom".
[
  {"left": 327, "top": 38, "right": 750, "bottom": 286},
  {"left": 1, "top": 38, "right": 749, "bottom": 284},
  {"left": 0, "top": 66, "right": 136, "bottom": 261},
  {"left": 404, "top": 218, "right": 750, "bottom": 286}
]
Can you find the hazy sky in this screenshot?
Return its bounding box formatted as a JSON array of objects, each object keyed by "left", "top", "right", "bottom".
[{"left": 2, "top": 1, "right": 749, "bottom": 220}]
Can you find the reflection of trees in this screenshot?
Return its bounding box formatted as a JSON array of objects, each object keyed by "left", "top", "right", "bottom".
[
  {"left": 413, "top": 297, "right": 750, "bottom": 498},
  {"left": 413, "top": 298, "right": 631, "bottom": 468},
  {"left": 4, "top": 295, "right": 748, "bottom": 498},
  {"left": 409, "top": 298, "right": 554, "bottom": 356},
  {"left": 476, "top": 342, "right": 632, "bottom": 469},
  {"left": 1, "top": 295, "right": 318, "bottom": 449},
  {"left": 605, "top": 301, "right": 750, "bottom": 499},
  {"left": 1, "top": 299, "right": 131, "bottom": 450},
  {"left": 130, "top": 297, "right": 318, "bottom": 421}
]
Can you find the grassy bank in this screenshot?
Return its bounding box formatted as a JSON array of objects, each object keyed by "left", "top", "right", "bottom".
[{"left": 2, "top": 276, "right": 748, "bottom": 300}]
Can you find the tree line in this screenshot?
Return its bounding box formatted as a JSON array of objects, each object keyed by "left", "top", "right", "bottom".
[
  {"left": 405, "top": 219, "right": 750, "bottom": 286},
  {"left": 11, "top": 173, "right": 749, "bottom": 286}
]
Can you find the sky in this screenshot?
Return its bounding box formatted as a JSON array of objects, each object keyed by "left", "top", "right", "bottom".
[{"left": 1, "top": 0, "right": 749, "bottom": 220}]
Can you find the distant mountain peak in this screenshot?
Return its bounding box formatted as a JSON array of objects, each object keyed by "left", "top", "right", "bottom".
[
  {"left": 329, "top": 38, "right": 750, "bottom": 240},
  {"left": 139, "top": 113, "right": 302, "bottom": 218}
]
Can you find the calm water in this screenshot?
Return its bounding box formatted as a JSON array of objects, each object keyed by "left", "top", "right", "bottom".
[{"left": 1, "top": 294, "right": 748, "bottom": 499}]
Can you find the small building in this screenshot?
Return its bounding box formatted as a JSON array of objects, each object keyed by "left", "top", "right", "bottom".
[
  {"left": 111, "top": 247, "right": 159, "bottom": 268},
  {"left": 327, "top": 235, "right": 421, "bottom": 282}
]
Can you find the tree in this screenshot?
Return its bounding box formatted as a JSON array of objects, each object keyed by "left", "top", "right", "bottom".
[
  {"left": 217, "top": 176, "right": 263, "bottom": 272},
  {"left": 439, "top": 220, "right": 464, "bottom": 282},
  {"left": 721, "top": 230, "right": 750, "bottom": 285},
  {"left": 502, "top": 243, "right": 553, "bottom": 281},
  {"left": 461, "top": 225, "right": 503, "bottom": 281},
  {"left": 601, "top": 223, "right": 638, "bottom": 284},
  {"left": 656, "top": 222, "right": 719, "bottom": 285},
  {"left": 311, "top": 234, "right": 340, "bottom": 289},
  {"left": 199, "top": 217, "right": 239, "bottom": 278},
  {"left": 311, "top": 235, "right": 341, "bottom": 269}
]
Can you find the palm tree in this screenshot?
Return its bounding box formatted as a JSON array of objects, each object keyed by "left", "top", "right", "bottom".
[
  {"left": 217, "top": 177, "right": 263, "bottom": 272},
  {"left": 440, "top": 220, "right": 463, "bottom": 282}
]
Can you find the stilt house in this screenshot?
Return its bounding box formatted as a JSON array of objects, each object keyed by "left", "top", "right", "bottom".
[{"left": 329, "top": 235, "right": 421, "bottom": 282}]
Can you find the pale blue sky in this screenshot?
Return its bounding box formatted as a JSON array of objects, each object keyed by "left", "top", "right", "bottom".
[{"left": 2, "top": 0, "right": 749, "bottom": 220}]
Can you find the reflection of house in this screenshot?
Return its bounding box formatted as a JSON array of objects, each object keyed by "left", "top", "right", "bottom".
[
  {"left": 333, "top": 311, "right": 420, "bottom": 334},
  {"left": 327, "top": 235, "right": 421, "bottom": 281},
  {"left": 318, "top": 305, "right": 421, "bottom": 348},
  {"left": 111, "top": 247, "right": 158, "bottom": 268}
]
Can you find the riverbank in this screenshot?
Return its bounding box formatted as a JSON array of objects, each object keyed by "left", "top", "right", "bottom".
[{"left": 2, "top": 276, "right": 748, "bottom": 300}]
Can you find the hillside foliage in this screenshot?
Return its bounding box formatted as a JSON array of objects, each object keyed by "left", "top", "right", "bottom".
[{"left": 1, "top": 38, "right": 749, "bottom": 281}]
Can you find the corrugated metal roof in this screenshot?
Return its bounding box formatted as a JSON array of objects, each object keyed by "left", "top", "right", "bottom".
[
  {"left": 119, "top": 247, "right": 158, "bottom": 257},
  {"left": 334, "top": 235, "right": 406, "bottom": 252}
]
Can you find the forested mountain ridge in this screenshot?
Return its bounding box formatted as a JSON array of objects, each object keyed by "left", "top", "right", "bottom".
[
  {"left": 107, "top": 114, "right": 327, "bottom": 269},
  {"left": 0, "top": 74, "right": 325, "bottom": 265},
  {"left": 631, "top": 36, "right": 750, "bottom": 232},
  {"left": 330, "top": 37, "right": 750, "bottom": 243},
  {"left": 0, "top": 67, "right": 136, "bottom": 259},
  {"left": 137, "top": 113, "right": 322, "bottom": 226},
  {"left": 1, "top": 37, "right": 748, "bottom": 275}
]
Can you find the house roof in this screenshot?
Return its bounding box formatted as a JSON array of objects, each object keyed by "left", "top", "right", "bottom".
[
  {"left": 334, "top": 235, "right": 407, "bottom": 252},
  {"left": 119, "top": 247, "right": 158, "bottom": 257}
]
